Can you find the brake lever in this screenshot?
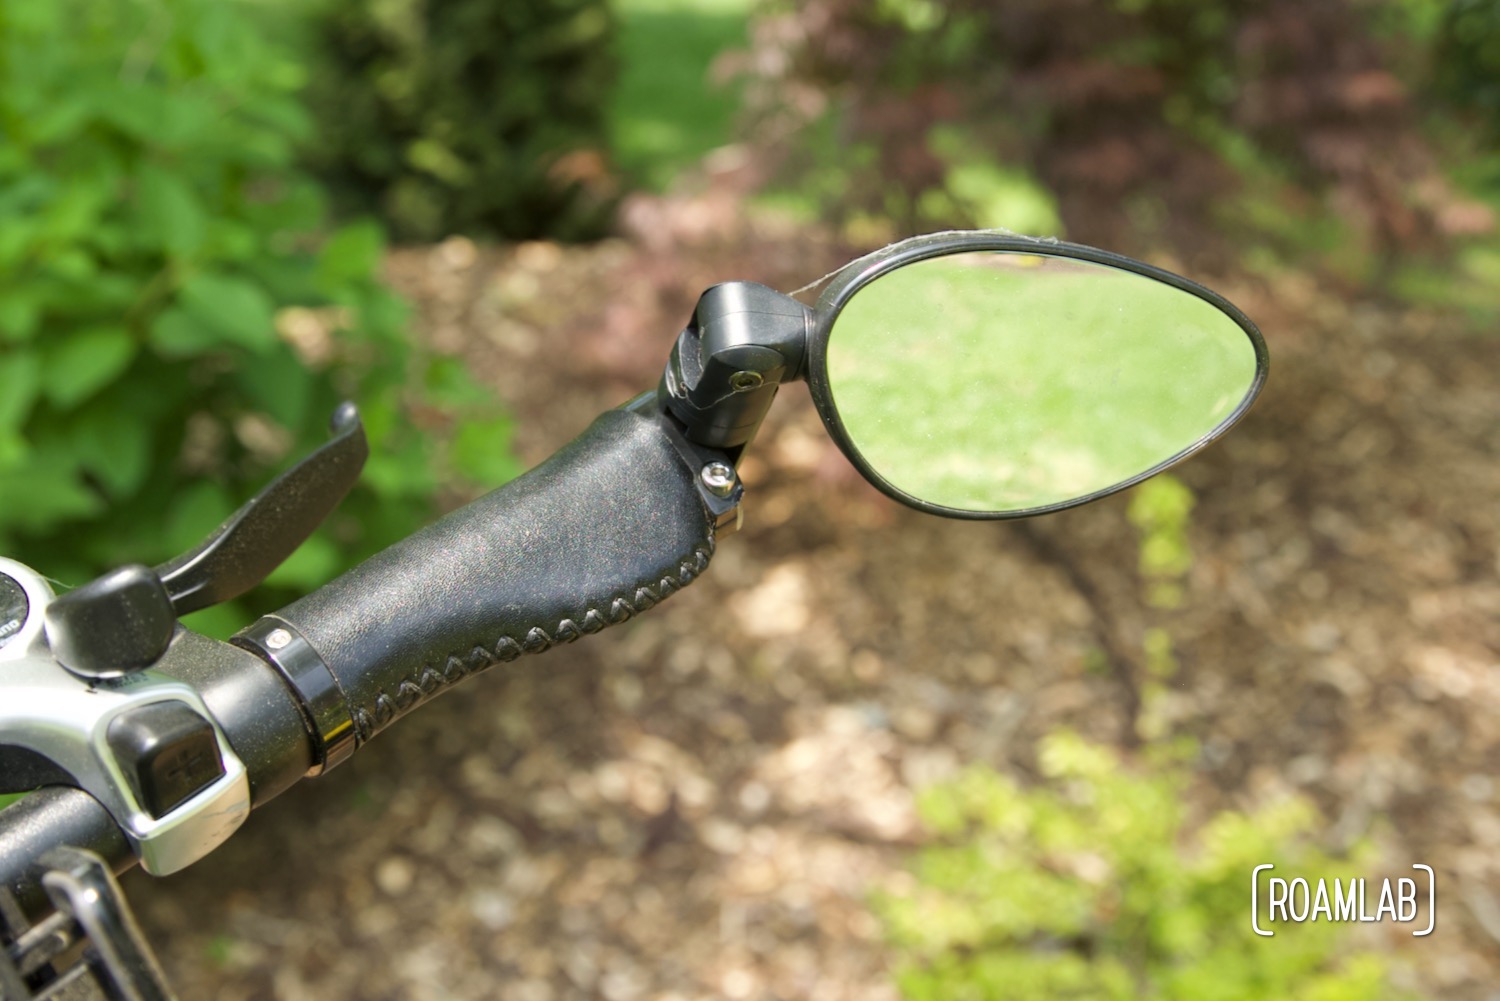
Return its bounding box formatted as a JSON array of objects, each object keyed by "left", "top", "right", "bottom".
[
  {"left": 156, "top": 402, "right": 367, "bottom": 617},
  {"left": 43, "top": 405, "right": 367, "bottom": 680}
]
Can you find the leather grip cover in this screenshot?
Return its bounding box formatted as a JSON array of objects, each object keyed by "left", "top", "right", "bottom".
[{"left": 268, "top": 408, "right": 716, "bottom": 745}]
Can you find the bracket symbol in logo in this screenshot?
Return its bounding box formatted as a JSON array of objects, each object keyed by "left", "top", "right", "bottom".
[{"left": 1252, "top": 864, "right": 1275, "bottom": 937}]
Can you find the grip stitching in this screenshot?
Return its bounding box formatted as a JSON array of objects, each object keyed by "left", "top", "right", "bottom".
[{"left": 350, "top": 535, "right": 715, "bottom": 741}]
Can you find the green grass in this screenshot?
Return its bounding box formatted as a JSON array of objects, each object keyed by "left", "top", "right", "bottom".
[
  {"left": 611, "top": 0, "right": 751, "bottom": 190},
  {"left": 825, "top": 252, "right": 1260, "bottom": 513},
  {"left": 0, "top": 793, "right": 23, "bottom": 811}
]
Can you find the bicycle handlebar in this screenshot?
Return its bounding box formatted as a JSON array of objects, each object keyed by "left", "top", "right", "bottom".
[
  {"left": 0, "top": 790, "right": 131, "bottom": 917},
  {"left": 0, "top": 401, "right": 724, "bottom": 910}
]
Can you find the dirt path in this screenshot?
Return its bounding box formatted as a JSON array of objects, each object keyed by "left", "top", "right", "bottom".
[{"left": 130, "top": 200, "right": 1500, "bottom": 999}]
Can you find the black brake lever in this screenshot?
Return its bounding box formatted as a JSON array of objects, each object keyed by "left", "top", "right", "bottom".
[
  {"left": 155, "top": 402, "right": 367, "bottom": 616},
  {"left": 44, "top": 404, "right": 367, "bottom": 678}
]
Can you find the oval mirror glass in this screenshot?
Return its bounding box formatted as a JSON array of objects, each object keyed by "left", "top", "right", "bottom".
[{"left": 812, "top": 242, "right": 1266, "bottom": 517}]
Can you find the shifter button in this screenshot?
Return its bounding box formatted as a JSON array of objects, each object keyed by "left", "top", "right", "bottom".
[{"left": 107, "top": 702, "right": 225, "bottom": 818}]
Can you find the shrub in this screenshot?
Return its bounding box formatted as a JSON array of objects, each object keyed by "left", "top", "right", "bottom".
[
  {"left": 0, "top": 0, "right": 518, "bottom": 635},
  {"left": 879, "top": 732, "right": 1408, "bottom": 1000},
  {"left": 303, "top": 0, "right": 619, "bottom": 242},
  {"left": 741, "top": 0, "right": 1450, "bottom": 266},
  {"left": 1433, "top": 0, "right": 1500, "bottom": 139}
]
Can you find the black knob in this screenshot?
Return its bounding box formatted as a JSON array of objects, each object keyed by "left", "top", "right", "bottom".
[{"left": 44, "top": 566, "right": 176, "bottom": 679}]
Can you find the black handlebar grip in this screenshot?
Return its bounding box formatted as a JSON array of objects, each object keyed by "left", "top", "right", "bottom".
[{"left": 258, "top": 407, "right": 717, "bottom": 747}]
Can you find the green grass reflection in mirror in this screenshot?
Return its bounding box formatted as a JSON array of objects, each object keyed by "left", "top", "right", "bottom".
[{"left": 826, "top": 253, "right": 1258, "bottom": 513}]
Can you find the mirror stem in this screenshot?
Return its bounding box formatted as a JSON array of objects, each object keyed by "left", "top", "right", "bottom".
[{"left": 658, "top": 282, "right": 813, "bottom": 455}]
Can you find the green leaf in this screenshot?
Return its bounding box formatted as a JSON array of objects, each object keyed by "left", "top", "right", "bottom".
[
  {"left": 97, "top": 88, "right": 165, "bottom": 143},
  {"left": 241, "top": 178, "right": 325, "bottom": 237},
  {"left": 42, "top": 185, "right": 110, "bottom": 243},
  {"left": 46, "top": 248, "right": 96, "bottom": 282},
  {"left": 0, "top": 430, "right": 26, "bottom": 469},
  {"left": 70, "top": 411, "right": 153, "bottom": 499},
  {"left": 204, "top": 218, "right": 257, "bottom": 262},
  {"left": 0, "top": 226, "right": 36, "bottom": 273},
  {"left": 362, "top": 436, "right": 439, "bottom": 500},
  {"left": 42, "top": 326, "right": 136, "bottom": 409},
  {"left": 1, "top": 0, "right": 61, "bottom": 36},
  {"left": 31, "top": 95, "right": 95, "bottom": 145},
  {"left": 165, "top": 480, "right": 238, "bottom": 558},
  {"left": 178, "top": 271, "right": 277, "bottom": 351},
  {"left": 234, "top": 342, "right": 313, "bottom": 431},
  {"left": 352, "top": 286, "right": 412, "bottom": 345},
  {"left": 179, "top": 602, "right": 247, "bottom": 643},
  {"left": 0, "top": 351, "right": 41, "bottom": 432},
  {"left": 102, "top": 87, "right": 218, "bottom": 150},
  {"left": 243, "top": 93, "right": 313, "bottom": 144},
  {"left": 263, "top": 532, "right": 341, "bottom": 590},
  {"left": 316, "top": 220, "right": 385, "bottom": 291},
  {"left": 405, "top": 138, "right": 472, "bottom": 186},
  {"left": 0, "top": 455, "right": 102, "bottom": 532},
  {"left": 449, "top": 416, "right": 522, "bottom": 486},
  {"left": 150, "top": 306, "right": 219, "bottom": 358},
  {"left": 135, "top": 163, "right": 204, "bottom": 258},
  {"left": 423, "top": 355, "right": 492, "bottom": 409}
]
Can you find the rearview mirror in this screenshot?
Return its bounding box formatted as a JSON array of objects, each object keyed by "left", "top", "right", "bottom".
[{"left": 805, "top": 232, "right": 1268, "bottom": 518}]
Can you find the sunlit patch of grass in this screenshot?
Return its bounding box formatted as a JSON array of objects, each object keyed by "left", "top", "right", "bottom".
[{"left": 612, "top": 0, "right": 752, "bottom": 190}]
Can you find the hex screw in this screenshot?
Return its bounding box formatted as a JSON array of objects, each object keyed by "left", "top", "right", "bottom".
[
  {"left": 700, "top": 461, "right": 737, "bottom": 498},
  {"left": 265, "top": 628, "right": 292, "bottom": 651},
  {"left": 728, "top": 371, "right": 763, "bottom": 392}
]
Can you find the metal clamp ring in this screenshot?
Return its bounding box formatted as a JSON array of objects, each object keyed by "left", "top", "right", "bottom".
[{"left": 232, "top": 617, "right": 355, "bottom": 776}]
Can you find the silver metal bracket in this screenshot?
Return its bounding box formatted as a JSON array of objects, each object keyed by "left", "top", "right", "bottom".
[{"left": 0, "top": 559, "right": 250, "bottom": 877}]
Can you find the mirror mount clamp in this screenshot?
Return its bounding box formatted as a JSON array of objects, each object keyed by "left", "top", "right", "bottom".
[{"left": 658, "top": 282, "right": 812, "bottom": 454}]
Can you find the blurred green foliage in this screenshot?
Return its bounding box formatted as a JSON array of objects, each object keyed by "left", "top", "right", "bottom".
[
  {"left": 0, "top": 0, "right": 517, "bottom": 636},
  {"left": 1127, "top": 473, "right": 1197, "bottom": 739},
  {"left": 879, "top": 731, "right": 1404, "bottom": 1001},
  {"left": 1128, "top": 474, "right": 1196, "bottom": 610},
  {"left": 611, "top": 0, "right": 751, "bottom": 190},
  {"left": 303, "top": 0, "right": 618, "bottom": 242},
  {"left": 744, "top": 0, "right": 1255, "bottom": 241},
  {"left": 743, "top": 0, "right": 1497, "bottom": 291},
  {"left": 1433, "top": 0, "right": 1500, "bottom": 139}
]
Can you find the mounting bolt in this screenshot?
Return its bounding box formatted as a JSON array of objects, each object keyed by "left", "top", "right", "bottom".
[
  {"left": 728, "top": 371, "right": 763, "bottom": 392},
  {"left": 700, "top": 461, "right": 737, "bottom": 498},
  {"left": 265, "top": 628, "right": 292, "bottom": 651}
]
